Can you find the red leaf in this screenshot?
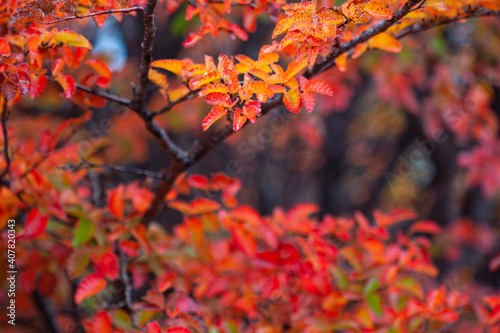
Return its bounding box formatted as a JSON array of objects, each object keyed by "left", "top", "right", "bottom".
[
  {"left": 108, "top": 185, "right": 125, "bottom": 219},
  {"left": 300, "top": 92, "right": 316, "bottom": 113},
  {"left": 0, "top": 38, "right": 11, "bottom": 56},
  {"left": 75, "top": 273, "right": 106, "bottom": 304},
  {"left": 147, "top": 322, "right": 161, "bottom": 333},
  {"left": 233, "top": 109, "right": 247, "bottom": 131},
  {"left": 18, "top": 208, "right": 48, "bottom": 241},
  {"left": 92, "top": 311, "right": 112, "bottom": 333},
  {"left": 84, "top": 59, "right": 112, "bottom": 88},
  {"left": 56, "top": 73, "right": 75, "bottom": 98},
  {"left": 202, "top": 106, "right": 226, "bottom": 131},
  {"left": 410, "top": 220, "right": 441, "bottom": 234},
  {"left": 94, "top": 251, "right": 119, "bottom": 281},
  {"left": 242, "top": 101, "right": 261, "bottom": 123},
  {"left": 166, "top": 327, "right": 191, "bottom": 333},
  {"left": 119, "top": 240, "right": 140, "bottom": 257},
  {"left": 183, "top": 33, "right": 201, "bottom": 48}
]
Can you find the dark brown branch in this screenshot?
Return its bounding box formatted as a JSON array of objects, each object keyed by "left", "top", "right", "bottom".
[
  {"left": 61, "top": 160, "right": 169, "bottom": 180},
  {"left": 305, "top": 0, "right": 423, "bottom": 78},
  {"left": 32, "top": 290, "right": 61, "bottom": 333},
  {"left": 75, "top": 83, "right": 132, "bottom": 107},
  {"left": 394, "top": 8, "right": 500, "bottom": 39},
  {"left": 151, "top": 90, "right": 199, "bottom": 117},
  {"left": 0, "top": 98, "right": 11, "bottom": 179},
  {"left": 40, "top": 7, "right": 143, "bottom": 25},
  {"left": 117, "top": 243, "right": 141, "bottom": 330},
  {"left": 133, "top": 0, "right": 158, "bottom": 108}
]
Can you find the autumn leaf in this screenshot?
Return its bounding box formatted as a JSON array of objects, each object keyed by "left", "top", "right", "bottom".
[
  {"left": 92, "top": 311, "right": 112, "bottom": 333},
  {"left": 363, "top": 1, "right": 392, "bottom": 20},
  {"left": 108, "top": 185, "right": 125, "bottom": 219},
  {"left": 410, "top": 220, "right": 441, "bottom": 234},
  {"left": 18, "top": 208, "right": 48, "bottom": 241},
  {"left": 75, "top": 273, "right": 106, "bottom": 304},
  {"left": 55, "top": 74, "right": 75, "bottom": 98},
  {"left": 202, "top": 106, "right": 227, "bottom": 131},
  {"left": 0, "top": 38, "right": 11, "bottom": 56},
  {"left": 368, "top": 33, "right": 402, "bottom": 53}
]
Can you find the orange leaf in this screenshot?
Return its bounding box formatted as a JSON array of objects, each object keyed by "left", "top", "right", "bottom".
[
  {"left": 233, "top": 109, "right": 248, "bottom": 131},
  {"left": 202, "top": 106, "right": 227, "bottom": 131},
  {"left": 52, "top": 58, "right": 65, "bottom": 76},
  {"left": 363, "top": 1, "right": 392, "bottom": 20},
  {"left": 285, "top": 59, "right": 307, "bottom": 79},
  {"left": 75, "top": 273, "right": 106, "bottom": 304},
  {"left": 242, "top": 101, "right": 261, "bottom": 123},
  {"left": 186, "top": 217, "right": 204, "bottom": 249},
  {"left": 56, "top": 73, "right": 75, "bottom": 98},
  {"left": 283, "top": 88, "right": 301, "bottom": 113},
  {"left": 368, "top": 33, "right": 402, "bottom": 53},
  {"left": 0, "top": 38, "right": 11, "bottom": 56},
  {"left": 108, "top": 185, "right": 124, "bottom": 219},
  {"left": 84, "top": 59, "right": 111, "bottom": 87},
  {"left": 92, "top": 311, "right": 112, "bottom": 333},
  {"left": 151, "top": 59, "right": 184, "bottom": 76},
  {"left": 199, "top": 83, "right": 228, "bottom": 96}
]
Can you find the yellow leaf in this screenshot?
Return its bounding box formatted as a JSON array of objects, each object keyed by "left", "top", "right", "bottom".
[
  {"left": 150, "top": 59, "right": 184, "bottom": 76},
  {"left": 49, "top": 29, "right": 92, "bottom": 49},
  {"left": 363, "top": 1, "right": 393, "bottom": 20},
  {"left": 368, "top": 33, "right": 402, "bottom": 53}
]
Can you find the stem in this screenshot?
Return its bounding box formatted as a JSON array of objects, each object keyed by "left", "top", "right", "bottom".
[{"left": 40, "top": 7, "right": 144, "bottom": 25}]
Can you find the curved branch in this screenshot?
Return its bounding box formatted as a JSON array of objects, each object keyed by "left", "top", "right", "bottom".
[
  {"left": 75, "top": 83, "right": 132, "bottom": 107},
  {"left": 40, "top": 7, "right": 143, "bottom": 25},
  {"left": 151, "top": 90, "right": 199, "bottom": 117}
]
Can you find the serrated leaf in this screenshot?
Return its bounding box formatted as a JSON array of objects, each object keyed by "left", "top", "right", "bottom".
[
  {"left": 53, "top": 30, "right": 92, "bottom": 49},
  {"left": 199, "top": 83, "right": 228, "bottom": 97},
  {"left": 151, "top": 59, "right": 184, "bottom": 76},
  {"left": 363, "top": 1, "right": 392, "bottom": 20},
  {"left": 73, "top": 218, "right": 95, "bottom": 248},
  {"left": 56, "top": 73, "right": 75, "bottom": 98},
  {"left": 75, "top": 273, "right": 106, "bottom": 304},
  {"left": 233, "top": 109, "right": 247, "bottom": 131},
  {"left": 283, "top": 88, "right": 301, "bottom": 113},
  {"left": 202, "top": 106, "right": 227, "bottom": 131}
]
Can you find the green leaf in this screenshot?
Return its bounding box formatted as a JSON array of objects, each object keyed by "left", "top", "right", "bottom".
[
  {"left": 363, "top": 277, "right": 379, "bottom": 296},
  {"left": 109, "top": 309, "right": 133, "bottom": 330},
  {"left": 73, "top": 218, "right": 95, "bottom": 248},
  {"left": 330, "top": 267, "right": 348, "bottom": 291},
  {"left": 367, "top": 293, "right": 383, "bottom": 316}
]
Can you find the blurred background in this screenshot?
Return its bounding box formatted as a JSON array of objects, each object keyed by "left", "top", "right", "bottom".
[{"left": 12, "top": 0, "right": 500, "bottom": 294}]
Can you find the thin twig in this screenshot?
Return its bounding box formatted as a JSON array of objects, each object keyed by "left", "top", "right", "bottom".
[
  {"left": 117, "top": 242, "right": 141, "bottom": 330},
  {"left": 61, "top": 160, "right": 169, "bottom": 180},
  {"left": 40, "top": 7, "right": 144, "bottom": 25},
  {"left": 151, "top": 90, "right": 199, "bottom": 117},
  {"left": 75, "top": 83, "right": 132, "bottom": 107}
]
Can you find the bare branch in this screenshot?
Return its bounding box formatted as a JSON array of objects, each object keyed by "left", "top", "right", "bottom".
[
  {"left": 61, "top": 160, "right": 169, "bottom": 181},
  {"left": 151, "top": 90, "right": 199, "bottom": 117},
  {"left": 40, "top": 7, "right": 143, "bottom": 25},
  {"left": 394, "top": 8, "right": 500, "bottom": 39},
  {"left": 133, "top": 0, "right": 158, "bottom": 108},
  {"left": 75, "top": 83, "right": 132, "bottom": 107}
]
